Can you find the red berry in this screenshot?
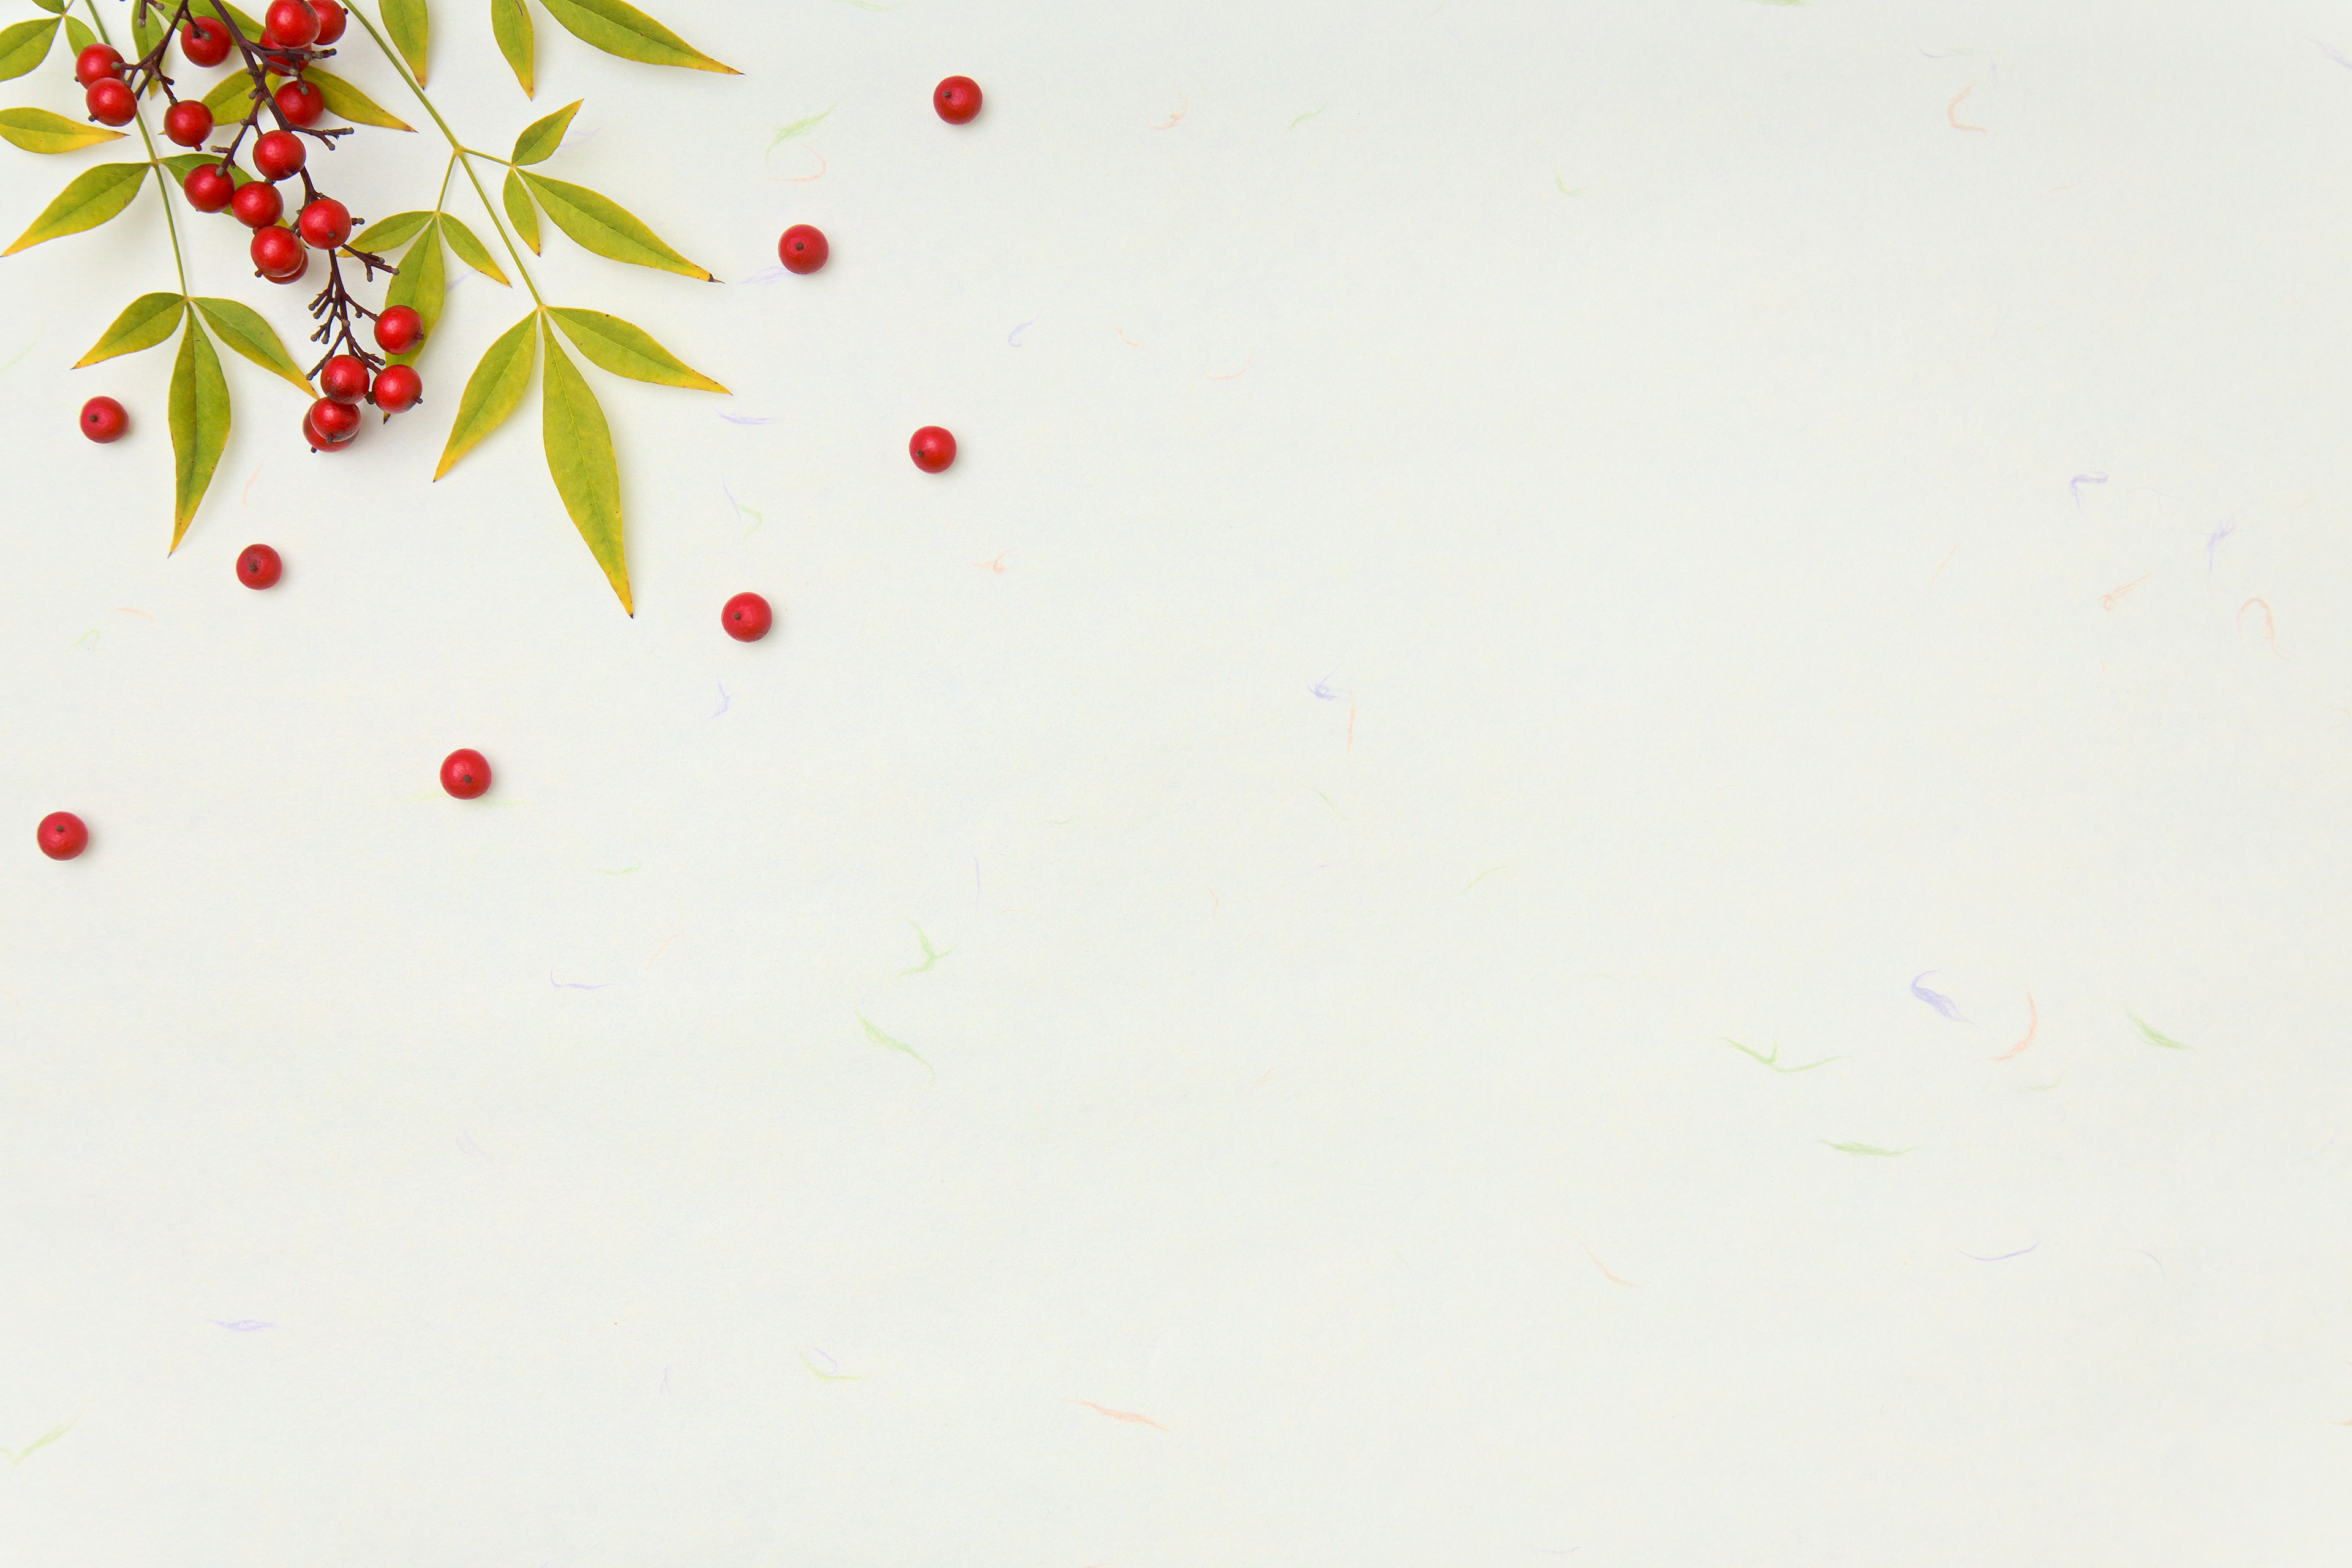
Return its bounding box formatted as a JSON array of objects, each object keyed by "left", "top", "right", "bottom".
[
  {"left": 180, "top": 17, "right": 232, "bottom": 67},
  {"left": 184, "top": 163, "right": 235, "bottom": 213},
  {"left": 229, "top": 179, "right": 283, "bottom": 228},
  {"left": 275, "top": 78, "right": 325, "bottom": 127},
  {"left": 265, "top": 0, "right": 320, "bottom": 49},
  {"left": 297, "top": 196, "right": 350, "bottom": 249},
  {"left": 302, "top": 409, "right": 352, "bottom": 451},
  {"left": 252, "top": 129, "right": 306, "bottom": 182},
  {"left": 373, "top": 306, "right": 423, "bottom": 355},
  {"left": 777, "top": 224, "right": 828, "bottom": 274},
  {"left": 307, "top": 396, "right": 360, "bottom": 444},
  {"left": 440, "top": 748, "right": 491, "bottom": 800},
  {"left": 74, "top": 44, "right": 122, "bottom": 86},
  {"left": 309, "top": 0, "right": 347, "bottom": 45},
  {"left": 251, "top": 224, "right": 307, "bottom": 280},
  {"left": 369, "top": 363, "right": 421, "bottom": 413},
  {"left": 933, "top": 75, "right": 982, "bottom": 124},
  {"left": 318, "top": 353, "right": 372, "bottom": 403},
  {"left": 80, "top": 396, "right": 127, "bottom": 443},
  {"left": 36, "top": 812, "right": 89, "bottom": 862},
  {"left": 163, "top": 100, "right": 214, "bottom": 148},
  {"left": 721, "top": 591, "right": 774, "bottom": 641},
  {"left": 85, "top": 79, "right": 135, "bottom": 127},
  {"left": 237, "top": 543, "right": 284, "bottom": 589},
  {"left": 908, "top": 425, "right": 957, "bottom": 473}
]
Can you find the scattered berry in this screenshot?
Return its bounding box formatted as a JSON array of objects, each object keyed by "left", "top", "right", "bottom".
[
  {"left": 318, "top": 353, "right": 372, "bottom": 403},
  {"left": 297, "top": 196, "right": 350, "bottom": 250},
  {"left": 79, "top": 396, "right": 127, "bottom": 443},
  {"left": 933, "top": 75, "right": 982, "bottom": 124},
  {"left": 184, "top": 163, "right": 235, "bottom": 213},
  {"left": 309, "top": 0, "right": 347, "bottom": 45},
  {"left": 373, "top": 305, "right": 423, "bottom": 355},
  {"left": 440, "top": 748, "right": 491, "bottom": 800},
  {"left": 229, "top": 179, "right": 283, "bottom": 228},
  {"left": 237, "top": 543, "right": 284, "bottom": 589},
  {"left": 722, "top": 591, "right": 774, "bottom": 641},
  {"left": 180, "top": 17, "right": 232, "bottom": 66},
  {"left": 85, "top": 79, "right": 135, "bottom": 126},
  {"left": 265, "top": 0, "right": 320, "bottom": 49},
  {"left": 251, "top": 224, "right": 307, "bottom": 281},
  {"left": 778, "top": 224, "right": 828, "bottom": 274},
  {"left": 162, "top": 99, "right": 213, "bottom": 148},
  {"left": 275, "top": 78, "right": 325, "bottom": 127},
  {"left": 73, "top": 44, "right": 122, "bottom": 86},
  {"left": 908, "top": 424, "right": 957, "bottom": 473},
  {"left": 252, "top": 129, "right": 306, "bottom": 182},
  {"left": 369, "top": 363, "right": 421, "bottom": 413},
  {"left": 307, "top": 396, "right": 360, "bottom": 445},
  {"left": 36, "top": 812, "right": 89, "bottom": 861}
]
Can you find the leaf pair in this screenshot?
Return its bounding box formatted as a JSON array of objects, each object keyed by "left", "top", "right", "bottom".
[{"left": 500, "top": 150, "right": 712, "bottom": 281}]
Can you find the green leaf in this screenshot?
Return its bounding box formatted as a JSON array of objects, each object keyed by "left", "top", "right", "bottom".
[
  {"left": 351, "top": 208, "right": 434, "bottom": 252},
  {"left": 61, "top": 13, "right": 93, "bottom": 58},
  {"left": 190, "top": 1, "right": 266, "bottom": 32},
  {"left": 490, "top": 0, "right": 532, "bottom": 96},
  {"left": 518, "top": 172, "right": 709, "bottom": 280},
  {"left": 380, "top": 0, "right": 429, "bottom": 85},
  {"left": 432, "top": 310, "right": 535, "bottom": 479},
  {"left": 532, "top": 0, "right": 734, "bottom": 75},
  {"left": 538, "top": 318, "right": 631, "bottom": 612},
  {"left": 29, "top": 1, "right": 66, "bottom": 16},
  {"left": 4, "top": 160, "right": 146, "bottom": 254},
  {"left": 191, "top": 296, "right": 314, "bottom": 392},
  {"left": 200, "top": 69, "right": 260, "bottom": 120},
  {"left": 502, "top": 165, "right": 539, "bottom": 252},
  {"left": 380, "top": 216, "right": 445, "bottom": 368},
  {"left": 168, "top": 316, "right": 230, "bottom": 551},
  {"left": 438, "top": 212, "right": 508, "bottom": 284},
  {"left": 548, "top": 307, "right": 723, "bottom": 392},
  {"left": 159, "top": 151, "right": 254, "bottom": 191},
  {"left": 304, "top": 67, "right": 415, "bottom": 131},
  {"left": 510, "top": 98, "right": 578, "bottom": 165},
  {"left": 0, "top": 17, "right": 59, "bottom": 81},
  {"left": 0, "top": 106, "right": 126, "bottom": 153},
  {"left": 75, "top": 292, "right": 184, "bottom": 366},
  {"left": 130, "top": 3, "right": 164, "bottom": 66}
]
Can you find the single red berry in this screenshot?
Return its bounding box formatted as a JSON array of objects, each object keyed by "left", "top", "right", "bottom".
[
  {"left": 36, "top": 812, "right": 89, "bottom": 861},
  {"left": 73, "top": 44, "right": 123, "bottom": 86},
  {"left": 908, "top": 425, "right": 957, "bottom": 473},
  {"left": 309, "top": 0, "right": 348, "bottom": 44},
  {"left": 184, "top": 162, "right": 235, "bottom": 213},
  {"left": 297, "top": 196, "right": 350, "bottom": 250},
  {"left": 163, "top": 99, "right": 214, "bottom": 148},
  {"left": 302, "top": 409, "right": 352, "bottom": 451},
  {"left": 85, "top": 79, "right": 135, "bottom": 127},
  {"left": 180, "top": 17, "right": 232, "bottom": 67},
  {"left": 251, "top": 224, "right": 307, "bottom": 280},
  {"left": 318, "top": 353, "right": 372, "bottom": 403},
  {"left": 80, "top": 396, "right": 127, "bottom": 443},
  {"left": 265, "top": 0, "right": 320, "bottom": 49},
  {"left": 307, "top": 396, "right": 360, "bottom": 445},
  {"left": 722, "top": 591, "right": 774, "bottom": 642},
  {"left": 777, "top": 224, "right": 828, "bottom": 274},
  {"left": 440, "top": 748, "right": 491, "bottom": 800},
  {"left": 369, "top": 363, "right": 421, "bottom": 413},
  {"left": 252, "top": 129, "right": 306, "bottom": 182},
  {"left": 933, "top": 75, "right": 982, "bottom": 124},
  {"left": 274, "top": 78, "right": 325, "bottom": 127},
  {"left": 373, "top": 306, "right": 423, "bottom": 355},
  {"left": 237, "top": 543, "right": 284, "bottom": 589},
  {"left": 229, "top": 179, "right": 283, "bottom": 228}
]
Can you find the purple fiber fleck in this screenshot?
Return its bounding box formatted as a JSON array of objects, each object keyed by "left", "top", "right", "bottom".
[
  {"left": 719, "top": 415, "right": 778, "bottom": 426},
  {"left": 2204, "top": 520, "right": 2236, "bottom": 573},
  {"left": 2318, "top": 39, "right": 2352, "bottom": 70},
  {"left": 552, "top": 971, "right": 614, "bottom": 991},
  {"left": 1310, "top": 675, "right": 1341, "bottom": 700},
  {"left": 713, "top": 680, "right": 731, "bottom": 718},
  {"left": 1958, "top": 1243, "right": 2037, "bottom": 1262},
  {"left": 734, "top": 265, "right": 788, "bottom": 285},
  {"left": 2068, "top": 473, "right": 2108, "bottom": 507},
  {"left": 211, "top": 1319, "right": 276, "bottom": 1332},
  {"left": 1910, "top": 971, "right": 1966, "bottom": 1021}
]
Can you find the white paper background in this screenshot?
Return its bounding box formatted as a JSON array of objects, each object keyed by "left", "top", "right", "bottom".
[{"left": 6, "top": 0, "right": 2352, "bottom": 1561}]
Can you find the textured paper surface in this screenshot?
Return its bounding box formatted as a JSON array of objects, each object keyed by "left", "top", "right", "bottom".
[{"left": 5, "top": 2, "right": 2352, "bottom": 1562}]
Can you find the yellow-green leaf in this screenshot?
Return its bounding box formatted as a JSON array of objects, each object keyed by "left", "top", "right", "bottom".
[
  {"left": 130, "top": 3, "right": 165, "bottom": 66},
  {"left": 191, "top": 296, "right": 314, "bottom": 392},
  {"left": 510, "top": 98, "right": 577, "bottom": 165},
  {"left": 191, "top": 1, "right": 266, "bottom": 32},
  {"left": 433, "top": 310, "right": 535, "bottom": 479},
  {"left": 502, "top": 165, "right": 539, "bottom": 252},
  {"left": 0, "top": 105, "right": 125, "bottom": 153},
  {"left": 29, "top": 0, "right": 65, "bottom": 15},
  {"left": 4, "top": 160, "right": 146, "bottom": 254},
  {"left": 380, "top": 216, "right": 445, "bottom": 367},
  {"left": 201, "top": 69, "right": 260, "bottom": 120},
  {"left": 0, "top": 17, "right": 59, "bottom": 81},
  {"left": 304, "top": 66, "right": 414, "bottom": 131},
  {"left": 491, "top": 0, "right": 532, "bottom": 96},
  {"left": 380, "top": 0, "right": 429, "bottom": 85},
  {"left": 533, "top": 0, "right": 733, "bottom": 75},
  {"left": 538, "top": 318, "right": 631, "bottom": 612},
  {"left": 168, "top": 316, "right": 230, "bottom": 551},
  {"left": 352, "top": 208, "right": 434, "bottom": 252},
  {"left": 61, "top": 13, "right": 93, "bottom": 58},
  {"left": 518, "top": 172, "right": 709, "bottom": 280},
  {"left": 548, "top": 307, "right": 724, "bottom": 392},
  {"left": 75, "top": 292, "right": 184, "bottom": 366},
  {"left": 437, "top": 212, "right": 507, "bottom": 284}
]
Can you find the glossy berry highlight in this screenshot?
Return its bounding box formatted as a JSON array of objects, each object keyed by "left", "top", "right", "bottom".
[
  {"left": 183, "top": 163, "right": 235, "bottom": 213},
  {"left": 79, "top": 396, "right": 126, "bottom": 442},
  {"left": 307, "top": 396, "right": 360, "bottom": 445},
  {"left": 85, "top": 79, "right": 134, "bottom": 126},
  {"left": 373, "top": 306, "right": 422, "bottom": 355},
  {"left": 265, "top": 0, "right": 320, "bottom": 48},
  {"left": 36, "top": 812, "right": 89, "bottom": 861},
  {"left": 180, "top": 17, "right": 231, "bottom": 66},
  {"left": 934, "top": 75, "right": 982, "bottom": 124},
  {"left": 251, "top": 225, "right": 307, "bottom": 282},
  {"left": 318, "top": 353, "right": 371, "bottom": 403},
  {"left": 275, "top": 78, "right": 325, "bottom": 128},
  {"left": 297, "top": 197, "right": 350, "bottom": 250},
  {"left": 369, "top": 363, "right": 421, "bottom": 413},
  {"left": 440, "top": 749, "right": 491, "bottom": 800},
  {"left": 909, "top": 425, "right": 957, "bottom": 473},
  {"left": 309, "top": 0, "right": 348, "bottom": 44},
  {"left": 778, "top": 224, "right": 827, "bottom": 274},
  {"left": 163, "top": 100, "right": 213, "bottom": 148},
  {"left": 237, "top": 543, "right": 283, "bottom": 589},
  {"left": 252, "top": 129, "right": 306, "bottom": 182},
  {"left": 73, "top": 44, "right": 121, "bottom": 86},
  {"left": 722, "top": 592, "right": 774, "bottom": 641},
  {"left": 230, "top": 179, "right": 282, "bottom": 228}
]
